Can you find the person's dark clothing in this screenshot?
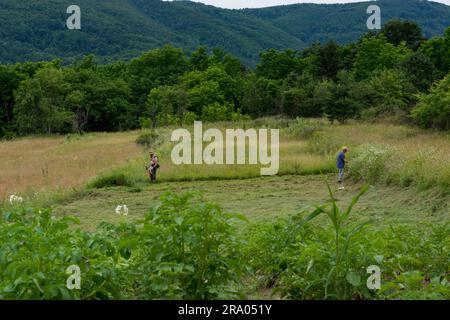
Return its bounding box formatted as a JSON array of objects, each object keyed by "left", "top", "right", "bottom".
[{"left": 336, "top": 151, "right": 346, "bottom": 169}]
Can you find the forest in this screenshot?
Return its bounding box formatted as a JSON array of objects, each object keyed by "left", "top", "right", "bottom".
[
  {"left": 1, "top": 19, "right": 449, "bottom": 138},
  {"left": 1, "top": 0, "right": 450, "bottom": 65}
]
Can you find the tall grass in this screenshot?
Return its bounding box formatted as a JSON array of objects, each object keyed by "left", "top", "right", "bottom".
[
  {"left": 2, "top": 118, "right": 450, "bottom": 202},
  {"left": 86, "top": 119, "right": 450, "bottom": 193},
  {"left": 304, "top": 122, "right": 450, "bottom": 193},
  {"left": 0, "top": 131, "right": 143, "bottom": 201}
]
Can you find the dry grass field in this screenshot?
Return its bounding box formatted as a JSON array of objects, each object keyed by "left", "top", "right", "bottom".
[{"left": 0, "top": 131, "right": 143, "bottom": 200}]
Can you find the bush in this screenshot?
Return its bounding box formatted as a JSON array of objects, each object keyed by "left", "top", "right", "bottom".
[
  {"left": 131, "top": 192, "right": 247, "bottom": 299},
  {"left": 412, "top": 73, "right": 450, "bottom": 130},
  {"left": 368, "top": 69, "right": 417, "bottom": 117},
  {"left": 0, "top": 208, "right": 127, "bottom": 299},
  {"left": 306, "top": 130, "right": 344, "bottom": 155},
  {"left": 87, "top": 172, "right": 134, "bottom": 189},
  {"left": 183, "top": 112, "right": 197, "bottom": 125},
  {"left": 284, "top": 117, "right": 324, "bottom": 139},
  {"left": 135, "top": 130, "right": 160, "bottom": 148},
  {"left": 201, "top": 102, "right": 233, "bottom": 122},
  {"left": 348, "top": 144, "right": 393, "bottom": 183},
  {"left": 0, "top": 192, "right": 247, "bottom": 300}
]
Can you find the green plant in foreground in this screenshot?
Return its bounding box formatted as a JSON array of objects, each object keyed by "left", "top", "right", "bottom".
[
  {"left": 0, "top": 207, "right": 127, "bottom": 299},
  {"left": 315, "top": 184, "right": 372, "bottom": 299},
  {"left": 131, "top": 192, "right": 248, "bottom": 299},
  {"left": 245, "top": 184, "right": 449, "bottom": 300}
]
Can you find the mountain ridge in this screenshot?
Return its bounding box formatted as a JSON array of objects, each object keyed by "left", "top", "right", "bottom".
[{"left": 0, "top": 0, "right": 449, "bottom": 65}]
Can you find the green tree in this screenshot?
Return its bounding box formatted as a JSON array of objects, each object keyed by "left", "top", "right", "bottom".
[
  {"left": 412, "top": 73, "right": 450, "bottom": 130},
  {"left": 324, "top": 72, "right": 359, "bottom": 123},
  {"left": 241, "top": 75, "right": 281, "bottom": 117},
  {"left": 14, "top": 68, "right": 73, "bottom": 135},
  {"left": 256, "top": 49, "right": 303, "bottom": 80},
  {"left": 354, "top": 36, "right": 411, "bottom": 79},
  {"left": 190, "top": 46, "right": 210, "bottom": 71},
  {"left": 368, "top": 69, "right": 417, "bottom": 117},
  {"left": 310, "top": 80, "right": 334, "bottom": 116},
  {"left": 146, "top": 87, "right": 166, "bottom": 128},
  {"left": 420, "top": 27, "right": 450, "bottom": 76},
  {"left": 201, "top": 102, "right": 233, "bottom": 122},
  {"left": 281, "top": 88, "right": 307, "bottom": 118},
  {"left": 317, "top": 41, "right": 342, "bottom": 80},
  {"left": 128, "top": 46, "right": 189, "bottom": 105},
  {"left": 381, "top": 20, "right": 424, "bottom": 50},
  {"left": 398, "top": 52, "right": 439, "bottom": 92},
  {"left": 0, "top": 66, "right": 24, "bottom": 136},
  {"left": 181, "top": 66, "right": 237, "bottom": 115}
]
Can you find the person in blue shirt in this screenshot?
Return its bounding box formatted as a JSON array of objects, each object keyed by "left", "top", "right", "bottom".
[{"left": 336, "top": 146, "right": 349, "bottom": 189}]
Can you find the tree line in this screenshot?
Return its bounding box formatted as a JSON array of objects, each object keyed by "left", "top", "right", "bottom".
[{"left": 1, "top": 20, "right": 449, "bottom": 138}]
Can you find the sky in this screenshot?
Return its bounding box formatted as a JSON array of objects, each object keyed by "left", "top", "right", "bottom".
[{"left": 165, "top": 0, "right": 450, "bottom": 9}]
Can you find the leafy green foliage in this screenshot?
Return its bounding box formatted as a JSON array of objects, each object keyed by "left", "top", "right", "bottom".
[
  {"left": 381, "top": 20, "right": 424, "bottom": 50},
  {"left": 354, "top": 35, "right": 411, "bottom": 79},
  {"left": 243, "top": 186, "right": 449, "bottom": 300},
  {"left": 412, "top": 73, "right": 450, "bottom": 130},
  {"left": 135, "top": 130, "right": 160, "bottom": 148},
  {"left": 0, "top": 192, "right": 248, "bottom": 300},
  {"left": 1, "top": 0, "right": 449, "bottom": 67},
  {"left": 131, "top": 192, "right": 247, "bottom": 299},
  {"left": 348, "top": 144, "right": 393, "bottom": 184},
  {"left": 1, "top": 14, "right": 450, "bottom": 137},
  {"left": 0, "top": 208, "right": 126, "bottom": 299},
  {"left": 420, "top": 27, "right": 450, "bottom": 75},
  {"left": 1, "top": 188, "right": 448, "bottom": 300}
]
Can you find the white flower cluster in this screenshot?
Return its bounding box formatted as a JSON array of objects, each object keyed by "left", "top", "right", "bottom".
[
  {"left": 115, "top": 205, "right": 129, "bottom": 216},
  {"left": 9, "top": 194, "right": 23, "bottom": 205}
]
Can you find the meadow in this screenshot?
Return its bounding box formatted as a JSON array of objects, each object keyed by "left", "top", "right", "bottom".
[
  {"left": 0, "top": 131, "right": 142, "bottom": 202},
  {"left": 0, "top": 118, "right": 449, "bottom": 300}
]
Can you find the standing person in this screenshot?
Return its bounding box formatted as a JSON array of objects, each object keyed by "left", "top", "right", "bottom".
[
  {"left": 336, "top": 146, "right": 349, "bottom": 190},
  {"left": 147, "top": 151, "right": 159, "bottom": 183}
]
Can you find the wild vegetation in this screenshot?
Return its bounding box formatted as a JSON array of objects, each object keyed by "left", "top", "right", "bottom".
[
  {"left": 1, "top": 0, "right": 449, "bottom": 65},
  {"left": 0, "top": 131, "right": 142, "bottom": 200},
  {"left": 1, "top": 187, "right": 448, "bottom": 300},
  {"left": 1, "top": 21, "right": 450, "bottom": 140},
  {"left": 0, "top": 7, "right": 448, "bottom": 300},
  {"left": 1, "top": 116, "right": 448, "bottom": 300}
]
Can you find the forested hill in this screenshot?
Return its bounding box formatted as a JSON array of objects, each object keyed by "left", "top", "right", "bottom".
[{"left": 0, "top": 0, "right": 449, "bottom": 65}]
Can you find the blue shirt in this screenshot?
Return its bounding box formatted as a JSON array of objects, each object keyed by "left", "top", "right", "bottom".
[{"left": 336, "top": 151, "right": 346, "bottom": 169}]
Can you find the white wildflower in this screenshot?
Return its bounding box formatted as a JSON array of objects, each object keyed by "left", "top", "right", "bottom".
[
  {"left": 9, "top": 195, "right": 23, "bottom": 205},
  {"left": 115, "top": 205, "right": 129, "bottom": 216}
]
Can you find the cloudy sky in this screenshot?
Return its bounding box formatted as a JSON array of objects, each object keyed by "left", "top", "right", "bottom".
[{"left": 168, "top": 0, "right": 450, "bottom": 9}]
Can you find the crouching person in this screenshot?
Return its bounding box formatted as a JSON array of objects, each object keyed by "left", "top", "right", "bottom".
[{"left": 147, "top": 151, "right": 160, "bottom": 183}]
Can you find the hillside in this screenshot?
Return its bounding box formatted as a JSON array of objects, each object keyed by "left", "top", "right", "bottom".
[{"left": 0, "top": 0, "right": 449, "bottom": 65}]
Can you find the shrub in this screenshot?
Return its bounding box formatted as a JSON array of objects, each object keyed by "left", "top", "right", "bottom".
[
  {"left": 87, "top": 172, "right": 134, "bottom": 189},
  {"left": 306, "top": 131, "right": 344, "bottom": 155},
  {"left": 0, "top": 208, "right": 127, "bottom": 299},
  {"left": 0, "top": 192, "right": 248, "bottom": 300},
  {"left": 412, "top": 73, "right": 450, "bottom": 130},
  {"left": 130, "top": 192, "right": 247, "bottom": 299},
  {"left": 135, "top": 130, "right": 160, "bottom": 148},
  {"left": 183, "top": 112, "right": 197, "bottom": 125},
  {"left": 348, "top": 144, "right": 393, "bottom": 183},
  {"left": 201, "top": 102, "right": 233, "bottom": 122},
  {"left": 284, "top": 117, "right": 324, "bottom": 139},
  {"left": 368, "top": 69, "right": 417, "bottom": 117}
]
